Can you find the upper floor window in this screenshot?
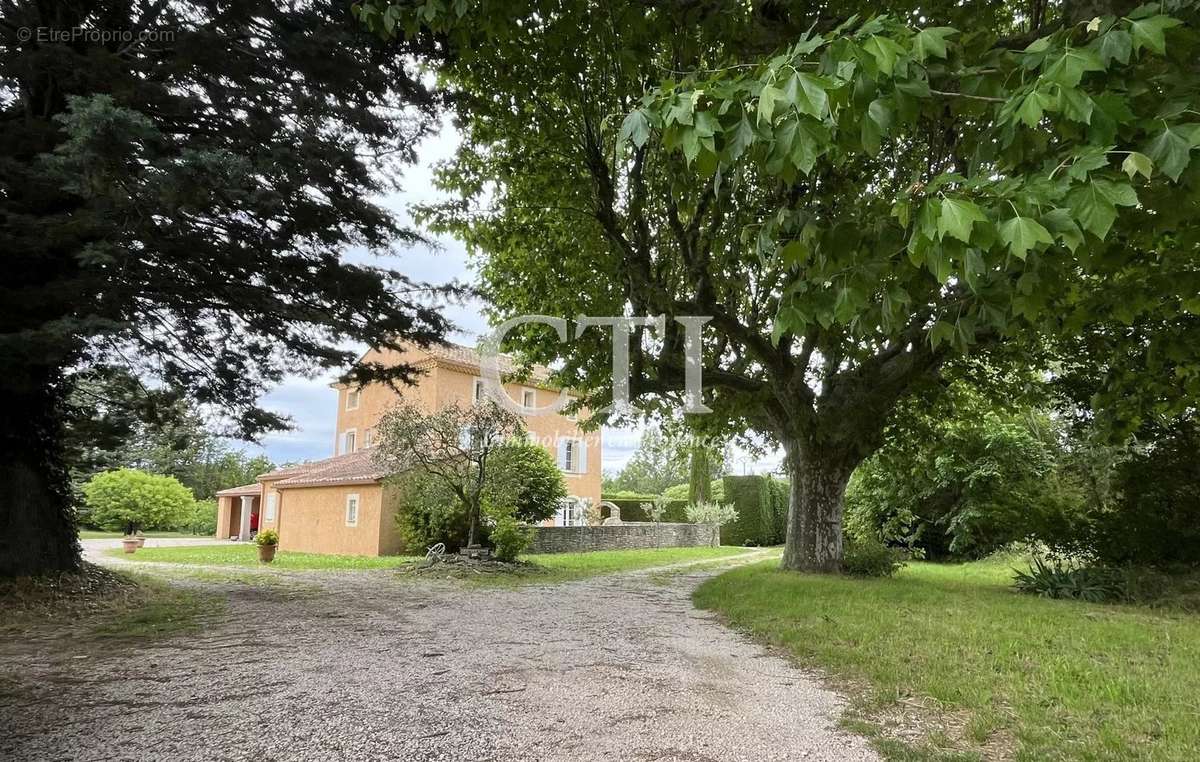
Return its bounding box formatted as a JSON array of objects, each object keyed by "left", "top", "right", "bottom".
[
  {"left": 342, "top": 429, "right": 357, "bottom": 454},
  {"left": 345, "top": 493, "right": 359, "bottom": 527},
  {"left": 364, "top": 428, "right": 374, "bottom": 448},
  {"left": 522, "top": 388, "right": 536, "bottom": 410},
  {"left": 346, "top": 388, "right": 360, "bottom": 410},
  {"left": 557, "top": 437, "right": 587, "bottom": 474},
  {"left": 473, "top": 378, "right": 484, "bottom": 402}
]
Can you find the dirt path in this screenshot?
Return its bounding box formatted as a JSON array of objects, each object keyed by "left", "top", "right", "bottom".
[{"left": 0, "top": 553, "right": 877, "bottom": 762}]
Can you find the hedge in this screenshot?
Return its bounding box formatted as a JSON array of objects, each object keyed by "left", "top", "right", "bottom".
[
  {"left": 720, "top": 475, "right": 789, "bottom": 546},
  {"left": 600, "top": 495, "right": 688, "bottom": 523}
]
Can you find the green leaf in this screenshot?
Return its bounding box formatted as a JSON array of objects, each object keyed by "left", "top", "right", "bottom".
[
  {"left": 998, "top": 215, "right": 1053, "bottom": 259},
  {"left": 1144, "top": 125, "right": 1193, "bottom": 181},
  {"left": 834, "top": 285, "right": 863, "bottom": 323},
  {"left": 1043, "top": 47, "right": 1104, "bottom": 88},
  {"left": 1097, "top": 29, "right": 1132, "bottom": 65},
  {"left": 728, "top": 115, "right": 755, "bottom": 159},
  {"left": 938, "top": 198, "right": 987, "bottom": 242},
  {"left": 1129, "top": 15, "right": 1182, "bottom": 56},
  {"left": 1066, "top": 181, "right": 1118, "bottom": 239},
  {"left": 757, "top": 84, "right": 785, "bottom": 124},
  {"left": 912, "top": 27, "right": 956, "bottom": 61},
  {"left": 1121, "top": 151, "right": 1153, "bottom": 180},
  {"left": 861, "top": 100, "right": 891, "bottom": 156},
  {"left": 1016, "top": 91, "right": 1045, "bottom": 128},
  {"left": 1059, "top": 88, "right": 1094, "bottom": 124},
  {"left": 963, "top": 248, "right": 986, "bottom": 290},
  {"left": 929, "top": 320, "right": 956, "bottom": 348},
  {"left": 789, "top": 73, "right": 829, "bottom": 119},
  {"left": 864, "top": 35, "right": 906, "bottom": 77},
  {"left": 1042, "top": 208, "right": 1084, "bottom": 252},
  {"left": 618, "top": 108, "right": 651, "bottom": 149}
]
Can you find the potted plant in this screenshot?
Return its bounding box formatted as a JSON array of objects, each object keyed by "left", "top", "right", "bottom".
[
  {"left": 135, "top": 531, "right": 147, "bottom": 548},
  {"left": 121, "top": 536, "right": 139, "bottom": 554},
  {"left": 255, "top": 529, "right": 279, "bottom": 563}
]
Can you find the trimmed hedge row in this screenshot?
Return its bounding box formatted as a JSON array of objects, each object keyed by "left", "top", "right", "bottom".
[
  {"left": 721, "top": 475, "right": 789, "bottom": 546},
  {"left": 600, "top": 496, "right": 689, "bottom": 523}
]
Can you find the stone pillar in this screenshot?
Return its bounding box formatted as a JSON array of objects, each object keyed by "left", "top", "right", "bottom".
[{"left": 239, "top": 496, "right": 253, "bottom": 541}]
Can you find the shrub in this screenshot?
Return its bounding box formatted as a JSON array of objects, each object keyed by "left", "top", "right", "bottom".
[
  {"left": 1085, "top": 427, "right": 1200, "bottom": 568},
  {"left": 844, "top": 407, "right": 1084, "bottom": 560},
  {"left": 488, "top": 512, "right": 534, "bottom": 562},
  {"left": 1013, "top": 557, "right": 1126, "bottom": 603},
  {"left": 684, "top": 500, "right": 738, "bottom": 526},
  {"left": 176, "top": 498, "right": 218, "bottom": 535},
  {"left": 721, "top": 475, "right": 786, "bottom": 546},
  {"left": 485, "top": 441, "right": 567, "bottom": 524},
  {"left": 395, "top": 440, "right": 566, "bottom": 552},
  {"left": 639, "top": 496, "right": 669, "bottom": 522},
  {"left": 842, "top": 534, "right": 906, "bottom": 577},
  {"left": 81, "top": 469, "right": 195, "bottom": 534},
  {"left": 255, "top": 529, "right": 279, "bottom": 547}
]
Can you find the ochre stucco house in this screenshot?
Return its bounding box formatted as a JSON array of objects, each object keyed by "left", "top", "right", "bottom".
[{"left": 215, "top": 341, "right": 603, "bottom": 555}]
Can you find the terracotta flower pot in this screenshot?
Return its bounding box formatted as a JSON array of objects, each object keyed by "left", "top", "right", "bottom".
[
  {"left": 258, "top": 543, "right": 277, "bottom": 563},
  {"left": 135, "top": 536, "right": 146, "bottom": 548},
  {"left": 122, "top": 538, "right": 139, "bottom": 554}
]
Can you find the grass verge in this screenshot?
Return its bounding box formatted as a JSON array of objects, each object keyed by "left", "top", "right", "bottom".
[
  {"left": 462, "top": 545, "right": 759, "bottom": 587},
  {"left": 0, "top": 563, "right": 220, "bottom": 640},
  {"left": 112, "top": 543, "right": 420, "bottom": 570},
  {"left": 693, "top": 557, "right": 1200, "bottom": 761}
]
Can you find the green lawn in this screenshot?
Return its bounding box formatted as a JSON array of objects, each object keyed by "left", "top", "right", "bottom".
[
  {"left": 118, "top": 543, "right": 759, "bottom": 579},
  {"left": 510, "top": 545, "right": 759, "bottom": 584},
  {"left": 694, "top": 557, "right": 1200, "bottom": 761},
  {"left": 109, "top": 543, "right": 420, "bottom": 570},
  {"left": 80, "top": 530, "right": 211, "bottom": 539}
]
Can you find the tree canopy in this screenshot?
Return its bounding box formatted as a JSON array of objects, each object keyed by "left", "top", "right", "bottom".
[
  {"left": 1, "top": 0, "right": 455, "bottom": 575},
  {"left": 373, "top": 399, "right": 527, "bottom": 548},
  {"left": 361, "top": 0, "right": 1200, "bottom": 571}
]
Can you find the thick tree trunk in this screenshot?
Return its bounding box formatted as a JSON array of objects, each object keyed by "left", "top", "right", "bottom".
[
  {"left": 780, "top": 441, "right": 855, "bottom": 573},
  {"left": 0, "top": 366, "right": 81, "bottom": 577}
]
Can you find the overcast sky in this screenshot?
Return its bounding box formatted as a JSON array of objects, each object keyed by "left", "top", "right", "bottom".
[{"left": 232, "top": 121, "right": 784, "bottom": 477}]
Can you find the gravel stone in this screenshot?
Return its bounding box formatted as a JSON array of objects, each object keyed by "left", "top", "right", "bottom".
[{"left": 0, "top": 543, "right": 878, "bottom": 761}]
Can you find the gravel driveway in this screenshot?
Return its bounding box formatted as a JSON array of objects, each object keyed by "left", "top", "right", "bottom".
[{"left": 1, "top": 551, "right": 877, "bottom": 762}]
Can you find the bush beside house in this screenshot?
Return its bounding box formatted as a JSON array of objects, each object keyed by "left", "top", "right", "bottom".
[{"left": 394, "top": 440, "right": 565, "bottom": 553}]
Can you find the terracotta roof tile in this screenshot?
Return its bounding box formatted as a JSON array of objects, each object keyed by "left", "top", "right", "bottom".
[
  {"left": 271, "top": 449, "right": 388, "bottom": 489},
  {"left": 422, "top": 341, "right": 555, "bottom": 384},
  {"left": 215, "top": 482, "right": 262, "bottom": 497}
]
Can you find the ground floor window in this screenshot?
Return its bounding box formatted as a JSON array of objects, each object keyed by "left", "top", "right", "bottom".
[
  {"left": 555, "top": 497, "right": 585, "bottom": 527},
  {"left": 345, "top": 493, "right": 359, "bottom": 527}
]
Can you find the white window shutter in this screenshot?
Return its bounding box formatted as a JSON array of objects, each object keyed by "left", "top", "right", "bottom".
[{"left": 576, "top": 439, "right": 587, "bottom": 474}]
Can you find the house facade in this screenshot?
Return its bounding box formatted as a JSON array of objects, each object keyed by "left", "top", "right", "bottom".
[{"left": 215, "top": 341, "right": 602, "bottom": 555}]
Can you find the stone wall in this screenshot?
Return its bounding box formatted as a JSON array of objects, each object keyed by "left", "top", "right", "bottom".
[{"left": 528, "top": 522, "right": 720, "bottom": 554}]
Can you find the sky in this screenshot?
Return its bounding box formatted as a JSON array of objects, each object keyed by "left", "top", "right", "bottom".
[{"left": 232, "top": 121, "right": 785, "bottom": 477}]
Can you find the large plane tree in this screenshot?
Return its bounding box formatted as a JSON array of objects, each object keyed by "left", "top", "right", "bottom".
[
  {"left": 361, "top": 1, "right": 1200, "bottom": 571},
  {"left": 0, "top": 1, "right": 455, "bottom": 576}
]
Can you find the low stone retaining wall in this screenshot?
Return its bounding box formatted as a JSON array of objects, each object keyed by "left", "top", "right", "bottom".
[{"left": 528, "top": 522, "right": 720, "bottom": 554}]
